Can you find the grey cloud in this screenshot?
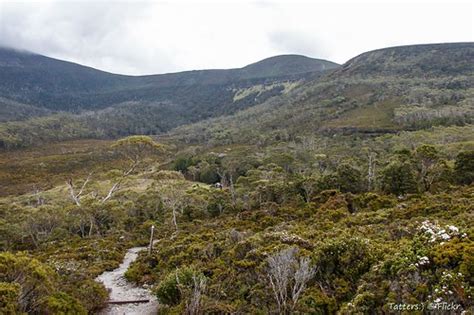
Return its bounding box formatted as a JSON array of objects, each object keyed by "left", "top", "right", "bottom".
[
  {"left": 0, "top": 1, "right": 175, "bottom": 74},
  {"left": 0, "top": 1, "right": 471, "bottom": 75},
  {"left": 268, "top": 30, "right": 328, "bottom": 59}
]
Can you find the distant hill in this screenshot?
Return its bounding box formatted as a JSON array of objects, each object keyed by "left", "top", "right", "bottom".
[
  {"left": 171, "top": 42, "right": 474, "bottom": 145},
  {"left": 0, "top": 48, "right": 338, "bottom": 113},
  {"left": 238, "top": 55, "right": 338, "bottom": 79},
  {"left": 2, "top": 43, "right": 473, "bottom": 149},
  {"left": 333, "top": 42, "right": 474, "bottom": 78},
  {"left": 0, "top": 48, "right": 339, "bottom": 148}
]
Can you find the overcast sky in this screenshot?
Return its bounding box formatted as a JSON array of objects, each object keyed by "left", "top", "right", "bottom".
[{"left": 0, "top": 0, "right": 473, "bottom": 75}]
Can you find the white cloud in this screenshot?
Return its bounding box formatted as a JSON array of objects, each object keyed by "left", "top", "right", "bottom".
[{"left": 0, "top": 0, "right": 472, "bottom": 75}]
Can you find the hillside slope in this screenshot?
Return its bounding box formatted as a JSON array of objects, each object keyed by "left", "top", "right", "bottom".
[
  {"left": 171, "top": 42, "right": 474, "bottom": 145},
  {"left": 0, "top": 48, "right": 338, "bottom": 113},
  {"left": 0, "top": 49, "right": 339, "bottom": 148}
]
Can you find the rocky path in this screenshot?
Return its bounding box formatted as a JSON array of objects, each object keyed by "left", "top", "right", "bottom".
[{"left": 96, "top": 245, "right": 159, "bottom": 315}]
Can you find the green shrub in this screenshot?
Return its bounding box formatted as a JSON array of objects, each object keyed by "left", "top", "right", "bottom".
[
  {"left": 0, "top": 282, "right": 22, "bottom": 315},
  {"left": 314, "top": 236, "right": 378, "bottom": 301},
  {"left": 71, "top": 279, "right": 108, "bottom": 312},
  {"left": 155, "top": 267, "right": 204, "bottom": 306},
  {"left": 44, "top": 292, "right": 87, "bottom": 315}
]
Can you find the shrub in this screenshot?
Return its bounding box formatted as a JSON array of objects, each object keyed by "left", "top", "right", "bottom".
[
  {"left": 155, "top": 267, "right": 205, "bottom": 306},
  {"left": 0, "top": 282, "right": 21, "bottom": 315},
  {"left": 44, "top": 292, "right": 87, "bottom": 315},
  {"left": 71, "top": 279, "right": 108, "bottom": 312},
  {"left": 150, "top": 170, "right": 185, "bottom": 181},
  {"left": 314, "top": 237, "right": 377, "bottom": 301},
  {"left": 0, "top": 252, "right": 55, "bottom": 313}
]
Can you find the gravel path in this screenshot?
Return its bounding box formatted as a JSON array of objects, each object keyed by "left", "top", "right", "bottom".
[{"left": 96, "top": 245, "right": 159, "bottom": 315}]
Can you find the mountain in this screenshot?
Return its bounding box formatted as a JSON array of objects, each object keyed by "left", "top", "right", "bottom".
[
  {"left": 171, "top": 42, "right": 474, "bottom": 145},
  {"left": 0, "top": 48, "right": 338, "bottom": 112},
  {"left": 0, "top": 48, "right": 338, "bottom": 148},
  {"left": 238, "top": 54, "right": 338, "bottom": 79},
  {"left": 2, "top": 43, "right": 473, "bottom": 150}
]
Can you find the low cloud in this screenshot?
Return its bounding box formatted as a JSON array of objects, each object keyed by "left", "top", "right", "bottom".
[
  {"left": 268, "top": 30, "right": 328, "bottom": 59},
  {"left": 0, "top": 1, "right": 472, "bottom": 75}
]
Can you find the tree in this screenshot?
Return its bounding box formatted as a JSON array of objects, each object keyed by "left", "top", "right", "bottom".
[
  {"left": 111, "top": 135, "right": 165, "bottom": 175},
  {"left": 265, "top": 153, "right": 295, "bottom": 173},
  {"left": 366, "top": 152, "right": 377, "bottom": 191},
  {"left": 66, "top": 172, "right": 93, "bottom": 207},
  {"left": 267, "top": 247, "right": 315, "bottom": 314},
  {"left": 156, "top": 181, "right": 186, "bottom": 233},
  {"left": 380, "top": 161, "right": 418, "bottom": 195},
  {"left": 200, "top": 163, "right": 220, "bottom": 184},
  {"left": 334, "top": 163, "right": 365, "bottom": 193},
  {"left": 415, "top": 145, "right": 441, "bottom": 191},
  {"left": 173, "top": 155, "right": 193, "bottom": 173},
  {"left": 299, "top": 176, "right": 320, "bottom": 203},
  {"left": 24, "top": 206, "right": 65, "bottom": 248},
  {"left": 454, "top": 150, "right": 474, "bottom": 185},
  {"left": 66, "top": 136, "right": 165, "bottom": 206},
  {"left": 313, "top": 154, "right": 329, "bottom": 175},
  {"left": 206, "top": 189, "right": 232, "bottom": 217}
]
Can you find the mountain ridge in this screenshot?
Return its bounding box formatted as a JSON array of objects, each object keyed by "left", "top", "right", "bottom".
[
  {"left": 0, "top": 48, "right": 340, "bottom": 148},
  {"left": 170, "top": 42, "right": 474, "bottom": 145},
  {"left": 0, "top": 47, "right": 338, "bottom": 113},
  {"left": 1, "top": 42, "right": 472, "bottom": 149},
  {"left": 333, "top": 42, "right": 474, "bottom": 78},
  {"left": 0, "top": 46, "right": 337, "bottom": 76}
]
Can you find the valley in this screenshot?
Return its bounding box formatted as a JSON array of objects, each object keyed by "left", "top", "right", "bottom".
[{"left": 0, "top": 42, "right": 473, "bottom": 314}]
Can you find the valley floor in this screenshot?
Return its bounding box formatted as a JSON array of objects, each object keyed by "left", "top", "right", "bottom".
[{"left": 0, "top": 130, "right": 473, "bottom": 314}]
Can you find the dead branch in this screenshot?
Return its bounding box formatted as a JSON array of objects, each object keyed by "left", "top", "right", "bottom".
[{"left": 66, "top": 172, "right": 93, "bottom": 206}]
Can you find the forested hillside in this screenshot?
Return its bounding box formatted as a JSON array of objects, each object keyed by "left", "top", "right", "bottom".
[
  {"left": 172, "top": 43, "right": 474, "bottom": 146},
  {"left": 0, "top": 43, "right": 473, "bottom": 314},
  {"left": 0, "top": 48, "right": 338, "bottom": 149}
]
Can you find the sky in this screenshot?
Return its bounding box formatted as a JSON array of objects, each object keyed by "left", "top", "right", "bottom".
[{"left": 0, "top": 0, "right": 473, "bottom": 75}]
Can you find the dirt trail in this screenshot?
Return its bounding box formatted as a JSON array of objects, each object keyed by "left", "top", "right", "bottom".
[{"left": 96, "top": 245, "right": 159, "bottom": 315}]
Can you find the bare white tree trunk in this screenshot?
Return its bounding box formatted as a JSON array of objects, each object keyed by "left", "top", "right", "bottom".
[
  {"left": 267, "top": 247, "right": 315, "bottom": 314},
  {"left": 175, "top": 271, "right": 207, "bottom": 315},
  {"left": 185, "top": 275, "right": 206, "bottom": 315},
  {"left": 101, "top": 182, "right": 121, "bottom": 203},
  {"left": 66, "top": 172, "right": 93, "bottom": 206},
  {"left": 66, "top": 161, "right": 137, "bottom": 206},
  {"left": 367, "top": 152, "right": 377, "bottom": 191},
  {"left": 291, "top": 257, "right": 315, "bottom": 311},
  {"left": 302, "top": 179, "right": 316, "bottom": 203}
]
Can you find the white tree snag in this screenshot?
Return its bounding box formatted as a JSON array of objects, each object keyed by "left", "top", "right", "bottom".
[
  {"left": 101, "top": 182, "right": 121, "bottom": 203},
  {"left": 186, "top": 275, "right": 206, "bottom": 315},
  {"left": 66, "top": 172, "right": 93, "bottom": 206},
  {"left": 267, "top": 247, "right": 315, "bottom": 314},
  {"left": 367, "top": 152, "right": 377, "bottom": 191}
]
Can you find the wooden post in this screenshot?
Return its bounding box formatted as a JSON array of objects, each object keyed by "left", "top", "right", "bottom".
[{"left": 149, "top": 225, "right": 155, "bottom": 255}]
